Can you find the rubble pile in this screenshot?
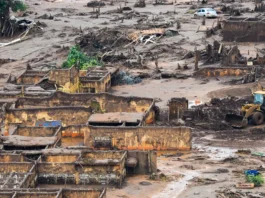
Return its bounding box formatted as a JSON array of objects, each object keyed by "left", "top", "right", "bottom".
[{"left": 184, "top": 97, "right": 252, "bottom": 130}]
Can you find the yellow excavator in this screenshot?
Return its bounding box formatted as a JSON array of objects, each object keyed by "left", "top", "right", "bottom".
[{"left": 226, "top": 91, "right": 265, "bottom": 128}]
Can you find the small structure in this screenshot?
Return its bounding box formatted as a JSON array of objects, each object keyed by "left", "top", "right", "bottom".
[
  {"left": 168, "top": 98, "right": 189, "bottom": 120},
  {"left": 79, "top": 69, "right": 111, "bottom": 93}
]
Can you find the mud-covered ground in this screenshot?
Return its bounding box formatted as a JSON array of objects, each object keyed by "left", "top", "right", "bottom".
[{"left": 1, "top": 0, "right": 265, "bottom": 197}]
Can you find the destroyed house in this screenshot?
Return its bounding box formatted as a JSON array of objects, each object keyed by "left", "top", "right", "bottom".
[
  {"left": 0, "top": 151, "right": 126, "bottom": 187},
  {"left": 0, "top": 153, "right": 36, "bottom": 189},
  {"left": 223, "top": 17, "right": 265, "bottom": 42},
  {"left": 79, "top": 69, "right": 111, "bottom": 93},
  {"left": 0, "top": 150, "right": 156, "bottom": 190},
  {"left": 38, "top": 150, "right": 126, "bottom": 186},
  {"left": 14, "top": 69, "right": 49, "bottom": 85},
  {"left": 0, "top": 188, "right": 106, "bottom": 198},
  {"left": 14, "top": 91, "right": 155, "bottom": 126}
]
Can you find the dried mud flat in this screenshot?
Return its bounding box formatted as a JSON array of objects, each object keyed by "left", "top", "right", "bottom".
[{"left": 1, "top": 0, "right": 265, "bottom": 197}]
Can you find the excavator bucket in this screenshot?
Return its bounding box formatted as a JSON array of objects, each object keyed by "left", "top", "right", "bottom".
[{"left": 225, "top": 114, "right": 248, "bottom": 129}]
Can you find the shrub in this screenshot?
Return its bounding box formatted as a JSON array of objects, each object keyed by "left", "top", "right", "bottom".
[
  {"left": 246, "top": 174, "right": 264, "bottom": 187},
  {"left": 62, "top": 46, "right": 101, "bottom": 70}
]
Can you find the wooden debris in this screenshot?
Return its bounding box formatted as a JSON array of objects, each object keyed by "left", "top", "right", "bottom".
[{"left": 236, "top": 183, "right": 255, "bottom": 189}]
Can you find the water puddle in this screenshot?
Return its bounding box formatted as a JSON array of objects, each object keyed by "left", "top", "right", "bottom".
[{"left": 152, "top": 170, "right": 199, "bottom": 198}]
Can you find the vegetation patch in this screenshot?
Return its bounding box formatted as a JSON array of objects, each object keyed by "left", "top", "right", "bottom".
[{"left": 62, "top": 46, "right": 102, "bottom": 70}]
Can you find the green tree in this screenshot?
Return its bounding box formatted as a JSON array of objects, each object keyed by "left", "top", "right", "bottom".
[{"left": 0, "top": 0, "right": 26, "bottom": 36}]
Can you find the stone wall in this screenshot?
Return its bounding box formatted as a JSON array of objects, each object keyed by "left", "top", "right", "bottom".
[{"left": 79, "top": 73, "right": 111, "bottom": 93}]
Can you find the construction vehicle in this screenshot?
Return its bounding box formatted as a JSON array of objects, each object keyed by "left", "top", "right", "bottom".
[{"left": 226, "top": 91, "right": 265, "bottom": 128}]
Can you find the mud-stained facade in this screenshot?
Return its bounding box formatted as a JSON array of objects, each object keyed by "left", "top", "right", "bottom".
[
  {"left": 48, "top": 67, "right": 111, "bottom": 94},
  {"left": 0, "top": 151, "right": 124, "bottom": 189},
  {"left": 84, "top": 126, "right": 192, "bottom": 151},
  {"left": 15, "top": 92, "right": 154, "bottom": 113},
  {"left": 4, "top": 107, "right": 92, "bottom": 132},
  {"left": 79, "top": 70, "right": 111, "bottom": 93},
  {"left": 193, "top": 67, "right": 251, "bottom": 77},
  {"left": 38, "top": 150, "right": 127, "bottom": 187},
  {"left": 223, "top": 17, "right": 265, "bottom": 42}
]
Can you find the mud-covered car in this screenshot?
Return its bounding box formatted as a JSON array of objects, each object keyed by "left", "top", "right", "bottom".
[{"left": 194, "top": 8, "right": 218, "bottom": 18}]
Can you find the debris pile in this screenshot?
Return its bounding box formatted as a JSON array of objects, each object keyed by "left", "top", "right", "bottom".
[
  {"left": 75, "top": 28, "right": 129, "bottom": 56},
  {"left": 75, "top": 28, "right": 129, "bottom": 62},
  {"left": 184, "top": 97, "right": 252, "bottom": 130},
  {"left": 112, "top": 71, "right": 142, "bottom": 85}
]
